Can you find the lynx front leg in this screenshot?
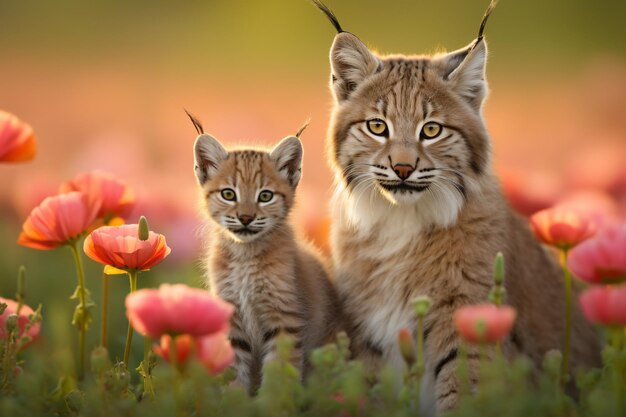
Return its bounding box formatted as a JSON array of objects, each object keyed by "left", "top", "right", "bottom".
[
  {"left": 228, "top": 314, "right": 256, "bottom": 394},
  {"left": 260, "top": 326, "right": 304, "bottom": 375},
  {"left": 427, "top": 320, "right": 482, "bottom": 413}
]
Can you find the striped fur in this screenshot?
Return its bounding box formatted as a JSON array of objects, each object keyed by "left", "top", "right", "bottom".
[
  {"left": 316, "top": 7, "right": 601, "bottom": 416},
  {"left": 193, "top": 133, "right": 341, "bottom": 394}
]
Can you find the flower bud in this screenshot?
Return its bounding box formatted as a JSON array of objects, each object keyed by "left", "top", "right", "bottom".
[
  {"left": 398, "top": 328, "right": 416, "bottom": 366},
  {"left": 542, "top": 349, "right": 563, "bottom": 377},
  {"left": 493, "top": 252, "right": 505, "bottom": 286},
  {"left": 91, "top": 346, "right": 112, "bottom": 374},
  {"left": 138, "top": 216, "right": 150, "bottom": 241},
  {"left": 412, "top": 295, "right": 432, "bottom": 318},
  {"left": 5, "top": 314, "right": 18, "bottom": 333}
]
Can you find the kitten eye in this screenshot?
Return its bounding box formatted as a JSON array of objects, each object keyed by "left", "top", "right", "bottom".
[
  {"left": 366, "top": 119, "right": 388, "bottom": 137},
  {"left": 420, "top": 122, "right": 442, "bottom": 140},
  {"left": 258, "top": 190, "right": 274, "bottom": 203},
  {"left": 220, "top": 188, "right": 237, "bottom": 201}
]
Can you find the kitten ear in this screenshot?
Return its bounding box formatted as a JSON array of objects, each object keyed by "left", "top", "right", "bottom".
[
  {"left": 438, "top": 39, "right": 488, "bottom": 112},
  {"left": 270, "top": 136, "right": 303, "bottom": 187},
  {"left": 193, "top": 134, "right": 228, "bottom": 185},
  {"left": 330, "top": 32, "right": 381, "bottom": 102}
]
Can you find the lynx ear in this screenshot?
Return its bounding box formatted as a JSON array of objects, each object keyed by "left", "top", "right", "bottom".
[
  {"left": 270, "top": 136, "right": 303, "bottom": 187},
  {"left": 438, "top": 39, "right": 488, "bottom": 112},
  {"left": 193, "top": 134, "right": 228, "bottom": 185},
  {"left": 330, "top": 32, "right": 381, "bottom": 102}
]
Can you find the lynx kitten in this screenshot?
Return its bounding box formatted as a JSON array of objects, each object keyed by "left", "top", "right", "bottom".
[{"left": 191, "top": 117, "right": 341, "bottom": 393}]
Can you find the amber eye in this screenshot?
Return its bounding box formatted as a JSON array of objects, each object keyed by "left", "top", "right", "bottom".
[
  {"left": 258, "top": 190, "right": 274, "bottom": 203},
  {"left": 420, "top": 122, "right": 442, "bottom": 139},
  {"left": 366, "top": 119, "right": 388, "bottom": 137},
  {"left": 220, "top": 188, "right": 236, "bottom": 201}
]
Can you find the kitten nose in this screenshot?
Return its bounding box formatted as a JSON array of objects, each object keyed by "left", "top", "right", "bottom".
[
  {"left": 238, "top": 214, "right": 255, "bottom": 226},
  {"left": 393, "top": 164, "right": 415, "bottom": 181}
]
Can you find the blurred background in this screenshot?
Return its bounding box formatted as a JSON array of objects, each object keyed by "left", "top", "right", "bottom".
[{"left": 1, "top": 0, "right": 625, "bottom": 370}]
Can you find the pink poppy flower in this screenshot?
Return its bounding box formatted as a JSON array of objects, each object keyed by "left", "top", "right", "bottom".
[
  {"left": 60, "top": 170, "right": 136, "bottom": 223},
  {"left": 0, "top": 110, "right": 36, "bottom": 162},
  {"left": 454, "top": 304, "right": 517, "bottom": 344},
  {"left": 579, "top": 285, "right": 626, "bottom": 327},
  {"left": 568, "top": 224, "right": 626, "bottom": 284},
  {"left": 154, "top": 332, "right": 234, "bottom": 374},
  {"left": 83, "top": 224, "right": 170, "bottom": 271},
  {"left": 18, "top": 192, "right": 99, "bottom": 250},
  {"left": 196, "top": 331, "right": 235, "bottom": 374},
  {"left": 0, "top": 297, "right": 41, "bottom": 346},
  {"left": 530, "top": 206, "right": 595, "bottom": 250},
  {"left": 125, "top": 284, "right": 233, "bottom": 339}
]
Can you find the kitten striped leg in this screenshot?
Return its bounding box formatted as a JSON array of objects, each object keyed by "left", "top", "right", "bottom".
[
  {"left": 261, "top": 326, "right": 304, "bottom": 374},
  {"left": 228, "top": 315, "right": 256, "bottom": 394}
]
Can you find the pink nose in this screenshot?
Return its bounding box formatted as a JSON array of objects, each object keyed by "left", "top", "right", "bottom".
[
  {"left": 238, "top": 215, "right": 255, "bottom": 226},
  {"left": 393, "top": 164, "right": 415, "bottom": 181}
]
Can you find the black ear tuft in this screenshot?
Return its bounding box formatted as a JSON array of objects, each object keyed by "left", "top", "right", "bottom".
[
  {"left": 184, "top": 109, "right": 204, "bottom": 135},
  {"left": 295, "top": 119, "right": 311, "bottom": 138},
  {"left": 310, "top": 0, "right": 344, "bottom": 33},
  {"left": 477, "top": 0, "right": 500, "bottom": 41}
]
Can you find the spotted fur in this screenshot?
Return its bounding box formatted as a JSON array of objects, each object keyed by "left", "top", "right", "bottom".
[
  {"left": 193, "top": 131, "right": 341, "bottom": 394},
  {"left": 312, "top": 2, "right": 601, "bottom": 415}
]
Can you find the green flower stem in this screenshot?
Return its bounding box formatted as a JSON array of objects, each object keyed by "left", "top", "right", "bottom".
[
  {"left": 142, "top": 336, "right": 154, "bottom": 398},
  {"left": 16, "top": 266, "right": 25, "bottom": 315},
  {"left": 123, "top": 270, "right": 138, "bottom": 367},
  {"left": 559, "top": 249, "right": 572, "bottom": 386},
  {"left": 101, "top": 272, "right": 109, "bottom": 348},
  {"left": 415, "top": 315, "right": 425, "bottom": 413},
  {"left": 169, "top": 336, "right": 182, "bottom": 416},
  {"left": 69, "top": 241, "right": 89, "bottom": 381},
  {"left": 612, "top": 328, "right": 624, "bottom": 415},
  {"left": 170, "top": 335, "right": 178, "bottom": 372}
]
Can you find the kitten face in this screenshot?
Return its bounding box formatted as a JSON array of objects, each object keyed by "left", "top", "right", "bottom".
[
  {"left": 328, "top": 33, "right": 491, "bottom": 221},
  {"left": 194, "top": 135, "right": 302, "bottom": 243}
]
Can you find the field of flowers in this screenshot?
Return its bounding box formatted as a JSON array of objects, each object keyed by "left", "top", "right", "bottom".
[{"left": 2, "top": 103, "right": 626, "bottom": 416}]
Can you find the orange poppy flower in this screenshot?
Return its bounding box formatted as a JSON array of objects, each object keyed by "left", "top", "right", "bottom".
[
  {"left": 60, "top": 170, "right": 135, "bottom": 224},
  {"left": 530, "top": 206, "right": 595, "bottom": 250},
  {"left": 18, "top": 192, "right": 99, "bottom": 250},
  {"left": 0, "top": 110, "right": 36, "bottom": 162},
  {"left": 83, "top": 224, "right": 171, "bottom": 272}
]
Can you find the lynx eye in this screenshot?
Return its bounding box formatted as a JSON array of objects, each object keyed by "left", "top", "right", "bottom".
[
  {"left": 420, "top": 122, "right": 442, "bottom": 140},
  {"left": 366, "top": 119, "right": 388, "bottom": 137},
  {"left": 220, "top": 188, "right": 237, "bottom": 201},
  {"left": 258, "top": 190, "right": 274, "bottom": 203}
]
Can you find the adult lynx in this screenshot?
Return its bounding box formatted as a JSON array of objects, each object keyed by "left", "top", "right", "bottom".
[{"left": 311, "top": 1, "right": 600, "bottom": 414}]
